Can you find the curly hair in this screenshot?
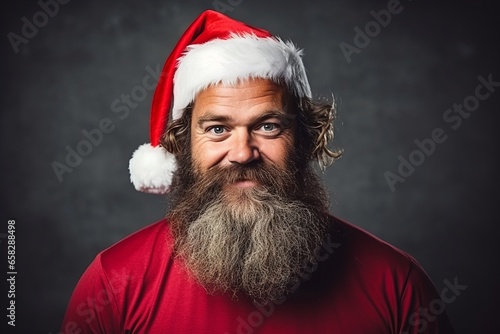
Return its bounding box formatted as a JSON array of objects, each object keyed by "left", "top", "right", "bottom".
[
  {"left": 295, "top": 97, "right": 343, "bottom": 169},
  {"left": 161, "top": 96, "right": 342, "bottom": 169}
]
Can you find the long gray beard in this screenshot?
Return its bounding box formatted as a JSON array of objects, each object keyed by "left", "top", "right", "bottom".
[
  {"left": 168, "top": 149, "right": 330, "bottom": 302},
  {"left": 172, "top": 188, "right": 328, "bottom": 302}
]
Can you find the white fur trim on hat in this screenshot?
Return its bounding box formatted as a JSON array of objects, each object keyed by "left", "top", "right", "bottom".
[
  {"left": 129, "top": 143, "right": 177, "bottom": 194},
  {"left": 172, "top": 33, "right": 312, "bottom": 120}
]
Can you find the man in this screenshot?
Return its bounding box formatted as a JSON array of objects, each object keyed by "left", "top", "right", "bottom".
[{"left": 61, "top": 10, "right": 454, "bottom": 333}]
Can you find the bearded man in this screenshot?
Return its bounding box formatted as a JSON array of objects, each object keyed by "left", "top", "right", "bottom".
[{"left": 61, "top": 10, "right": 454, "bottom": 334}]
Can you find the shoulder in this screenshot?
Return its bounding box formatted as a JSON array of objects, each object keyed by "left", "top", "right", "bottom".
[
  {"left": 331, "top": 216, "right": 418, "bottom": 273},
  {"left": 324, "top": 217, "right": 455, "bottom": 332},
  {"left": 91, "top": 219, "right": 175, "bottom": 287},
  {"left": 61, "top": 220, "right": 174, "bottom": 333},
  {"left": 74, "top": 219, "right": 175, "bottom": 292},
  {"left": 327, "top": 216, "right": 434, "bottom": 301},
  {"left": 98, "top": 219, "right": 172, "bottom": 266}
]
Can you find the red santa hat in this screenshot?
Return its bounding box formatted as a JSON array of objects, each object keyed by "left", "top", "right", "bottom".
[{"left": 129, "top": 10, "right": 312, "bottom": 194}]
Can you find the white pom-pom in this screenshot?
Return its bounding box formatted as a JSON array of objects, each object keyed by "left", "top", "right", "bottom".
[{"left": 129, "top": 143, "right": 177, "bottom": 194}]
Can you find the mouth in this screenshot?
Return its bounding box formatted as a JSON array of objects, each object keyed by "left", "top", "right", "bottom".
[{"left": 232, "top": 179, "right": 257, "bottom": 188}]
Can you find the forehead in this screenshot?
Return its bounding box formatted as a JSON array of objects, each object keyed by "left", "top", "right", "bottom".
[{"left": 191, "top": 78, "right": 290, "bottom": 118}]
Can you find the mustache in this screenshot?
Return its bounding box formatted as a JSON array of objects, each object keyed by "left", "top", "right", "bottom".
[{"left": 194, "top": 162, "right": 298, "bottom": 194}]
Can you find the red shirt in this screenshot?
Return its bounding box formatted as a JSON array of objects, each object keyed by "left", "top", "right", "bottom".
[{"left": 61, "top": 217, "right": 454, "bottom": 333}]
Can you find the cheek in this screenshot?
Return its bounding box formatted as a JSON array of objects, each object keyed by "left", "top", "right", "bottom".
[
  {"left": 191, "top": 137, "right": 228, "bottom": 171},
  {"left": 259, "top": 136, "right": 294, "bottom": 167}
]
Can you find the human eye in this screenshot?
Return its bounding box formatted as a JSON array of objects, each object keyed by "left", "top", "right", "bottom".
[
  {"left": 206, "top": 125, "right": 226, "bottom": 135},
  {"left": 256, "top": 122, "right": 282, "bottom": 135}
]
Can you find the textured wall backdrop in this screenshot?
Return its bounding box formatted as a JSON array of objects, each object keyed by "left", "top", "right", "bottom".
[{"left": 1, "top": 0, "right": 499, "bottom": 333}]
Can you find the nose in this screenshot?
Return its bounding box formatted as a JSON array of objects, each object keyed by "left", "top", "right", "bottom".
[{"left": 227, "top": 129, "right": 261, "bottom": 165}]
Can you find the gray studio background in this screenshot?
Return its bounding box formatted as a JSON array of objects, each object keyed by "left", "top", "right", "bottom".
[{"left": 1, "top": 0, "right": 499, "bottom": 333}]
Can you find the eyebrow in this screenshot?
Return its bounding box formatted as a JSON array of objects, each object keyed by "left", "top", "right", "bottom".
[
  {"left": 197, "top": 113, "right": 233, "bottom": 127},
  {"left": 197, "top": 111, "right": 288, "bottom": 127}
]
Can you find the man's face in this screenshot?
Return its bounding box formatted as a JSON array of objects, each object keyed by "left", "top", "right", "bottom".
[
  {"left": 168, "top": 78, "right": 329, "bottom": 302},
  {"left": 190, "top": 78, "right": 295, "bottom": 188}
]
